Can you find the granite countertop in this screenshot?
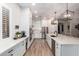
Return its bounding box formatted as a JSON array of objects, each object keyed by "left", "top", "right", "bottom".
[
  {"left": 47, "top": 34, "right": 79, "bottom": 44},
  {"left": 0, "top": 37, "right": 28, "bottom": 55}
]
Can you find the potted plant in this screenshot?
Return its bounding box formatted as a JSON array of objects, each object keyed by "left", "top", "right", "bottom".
[{"left": 15, "top": 32, "right": 22, "bottom": 38}]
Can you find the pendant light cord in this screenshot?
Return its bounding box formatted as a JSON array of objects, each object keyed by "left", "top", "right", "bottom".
[
  {"left": 55, "top": 12, "right": 56, "bottom": 20},
  {"left": 67, "top": 3, "right": 68, "bottom": 15}
]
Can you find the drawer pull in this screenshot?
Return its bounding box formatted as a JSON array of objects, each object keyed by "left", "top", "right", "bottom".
[{"left": 8, "top": 49, "right": 13, "bottom": 53}]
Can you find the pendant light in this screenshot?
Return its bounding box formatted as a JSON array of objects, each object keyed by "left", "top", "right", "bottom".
[
  {"left": 63, "top": 3, "right": 74, "bottom": 20},
  {"left": 51, "top": 12, "right": 58, "bottom": 25},
  {"left": 64, "top": 3, "right": 70, "bottom": 18}
]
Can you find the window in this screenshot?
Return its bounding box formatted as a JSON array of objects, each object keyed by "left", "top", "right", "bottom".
[{"left": 2, "top": 7, "right": 9, "bottom": 39}]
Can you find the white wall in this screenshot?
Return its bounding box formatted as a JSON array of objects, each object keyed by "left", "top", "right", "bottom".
[
  {"left": 46, "top": 17, "right": 58, "bottom": 34},
  {"left": 20, "top": 8, "right": 33, "bottom": 48},
  {"left": 0, "top": 4, "right": 2, "bottom": 39},
  {"left": 42, "top": 19, "right": 48, "bottom": 27},
  {"left": 20, "top": 8, "right": 32, "bottom": 37},
  {"left": 0, "top": 3, "right": 21, "bottom": 40}
]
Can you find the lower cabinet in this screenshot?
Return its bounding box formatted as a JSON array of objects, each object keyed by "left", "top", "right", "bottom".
[
  {"left": 46, "top": 34, "right": 52, "bottom": 49},
  {"left": 0, "top": 48, "right": 16, "bottom": 56},
  {"left": 55, "top": 42, "right": 61, "bottom": 56},
  {"left": 14, "top": 41, "right": 26, "bottom": 56},
  {"left": 0, "top": 40, "right": 26, "bottom": 56},
  {"left": 46, "top": 35, "right": 79, "bottom": 56},
  {"left": 55, "top": 42, "right": 79, "bottom": 56}
]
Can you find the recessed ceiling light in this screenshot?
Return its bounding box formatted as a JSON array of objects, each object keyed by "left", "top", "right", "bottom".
[{"left": 32, "top": 3, "right": 36, "bottom": 6}]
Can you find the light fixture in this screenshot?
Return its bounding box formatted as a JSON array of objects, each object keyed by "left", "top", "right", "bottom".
[
  {"left": 51, "top": 12, "right": 57, "bottom": 25},
  {"left": 64, "top": 14, "right": 71, "bottom": 18},
  {"left": 63, "top": 3, "right": 74, "bottom": 20},
  {"left": 32, "top": 3, "right": 36, "bottom": 6}
]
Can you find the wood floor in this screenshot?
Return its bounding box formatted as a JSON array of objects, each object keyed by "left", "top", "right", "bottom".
[{"left": 25, "top": 39, "right": 53, "bottom": 56}]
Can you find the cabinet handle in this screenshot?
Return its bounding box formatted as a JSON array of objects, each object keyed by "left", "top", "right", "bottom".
[{"left": 8, "top": 49, "right": 13, "bottom": 53}]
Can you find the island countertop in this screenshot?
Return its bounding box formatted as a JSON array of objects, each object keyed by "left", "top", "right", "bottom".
[{"left": 47, "top": 34, "right": 79, "bottom": 44}]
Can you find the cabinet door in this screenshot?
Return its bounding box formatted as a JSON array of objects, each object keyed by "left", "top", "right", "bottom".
[
  {"left": 46, "top": 35, "right": 52, "bottom": 49},
  {"left": 61, "top": 45, "right": 75, "bottom": 56},
  {"left": 19, "top": 41, "right": 26, "bottom": 55},
  {"left": 55, "top": 42, "right": 61, "bottom": 56},
  {"left": 15, "top": 41, "right": 26, "bottom": 56}
]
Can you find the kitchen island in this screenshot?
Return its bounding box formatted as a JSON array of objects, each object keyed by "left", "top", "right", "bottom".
[{"left": 46, "top": 34, "right": 79, "bottom": 56}]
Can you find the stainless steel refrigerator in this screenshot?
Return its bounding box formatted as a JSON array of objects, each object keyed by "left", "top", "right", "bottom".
[{"left": 41, "top": 27, "right": 48, "bottom": 39}]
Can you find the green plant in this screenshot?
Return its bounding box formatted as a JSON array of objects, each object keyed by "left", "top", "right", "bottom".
[{"left": 16, "top": 32, "right": 21, "bottom": 35}]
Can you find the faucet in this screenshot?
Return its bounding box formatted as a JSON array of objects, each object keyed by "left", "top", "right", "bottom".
[{"left": 54, "top": 31, "right": 58, "bottom": 36}]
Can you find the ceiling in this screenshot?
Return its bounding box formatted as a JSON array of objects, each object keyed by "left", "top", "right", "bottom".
[{"left": 18, "top": 3, "right": 79, "bottom": 19}]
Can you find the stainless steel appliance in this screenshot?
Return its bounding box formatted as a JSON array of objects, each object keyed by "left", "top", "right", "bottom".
[{"left": 42, "top": 27, "right": 48, "bottom": 39}]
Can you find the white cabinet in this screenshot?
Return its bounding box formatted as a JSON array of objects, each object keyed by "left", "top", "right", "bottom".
[
  {"left": 46, "top": 34, "right": 52, "bottom": 49},
  {"left": 0, "top": 40, "right": 26, "bottom": 56},
  {"left": 55, "top": 42, "right": 79, "bottom": 56},
  {"left": 55, "top": 42, "right": 61, "bottom": 56},
  {"left": 61, "top": 45, "right": 79, "bottom": 56},
  {"left": 47, "top": 34, "right": 79, "bottom": 56},
  {"left": 15, "top": 41, "right": 26, "bottom": 56},
  {"left": 0, "top": 47, "right": 16, "bottom": 56},
  {"left": 15, "top": 40, "right": 26, "bottom": 56},
  {"left": 61, "top": 45, "right": 75, "bottom": 56}
]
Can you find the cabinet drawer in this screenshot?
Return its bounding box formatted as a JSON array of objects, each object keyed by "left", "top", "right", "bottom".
[
  {"left": 0, "top": 40, "right": 26, "bottom": 56},
  {"left": 0, "top": 48, "right": 15, "bottom": 56}
]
